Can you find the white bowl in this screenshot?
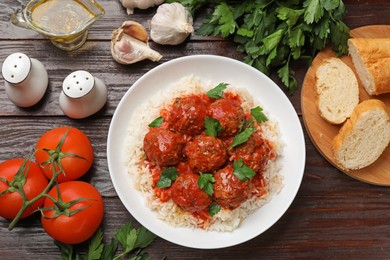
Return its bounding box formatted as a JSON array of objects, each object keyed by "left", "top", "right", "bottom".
[{"left": 107, "top": 55, "right": 306, "bottom": 249}]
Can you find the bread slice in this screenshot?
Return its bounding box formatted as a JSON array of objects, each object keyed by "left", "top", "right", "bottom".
[
  {"left": 333, "top": 99, "right": 390, "bottom": 170},
  {"left": 315, "top": 57, "right": 359, "bottom": 124},
  {"left": 348, "top": 38, "right": 390, "bottom": 95}
]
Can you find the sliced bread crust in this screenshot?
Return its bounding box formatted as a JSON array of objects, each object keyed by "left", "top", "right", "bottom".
[
  {"left": 315, "top": 57, "right": 359, "bottom": 124},
  {"left": 333, "top": 99, "right": 390, "bottom": 170},
  {"left": 348, "top": 38, "right": 390, "bottom": 95}
]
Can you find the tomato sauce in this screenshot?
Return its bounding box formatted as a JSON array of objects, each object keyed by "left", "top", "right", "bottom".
[{"left": 149, "top": 164, "right": 171, "bottom": 203}]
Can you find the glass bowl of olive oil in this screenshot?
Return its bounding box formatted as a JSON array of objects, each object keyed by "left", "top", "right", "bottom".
[{"left": 11, "top": 0, "right": 105, "bottom": 51}]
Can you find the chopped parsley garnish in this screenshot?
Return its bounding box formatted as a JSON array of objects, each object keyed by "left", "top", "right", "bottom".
[
  {"left": 233, "top": 158, "right": 256, "bottom": 181},
  {"left": 230, "top": 128, "right": 255, "bottom": 148},
  {"left": 251, "top": 106, "right": 268, "bottom": 123},
  {"left": 204, "top": 117, "right": 222, "bottom": 137},
  {"left": 207, "top": 83, "right": 228, "bottom": 98},
  {"left": 156, "top": 167, "right": 178, "bottom": 188},
  {"left": 148, "top": 116, "right": 164, "bottom": 127},
  {"left": 209, "top": 203, "right": 221, "bottom": 216},
  {"left": 197, "top": 172, "right": 215, "bottom": 196}
]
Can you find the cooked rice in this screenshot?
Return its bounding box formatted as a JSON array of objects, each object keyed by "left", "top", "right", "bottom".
[{"left": 126, "top": 75, "right": 283, "bottom": 231}]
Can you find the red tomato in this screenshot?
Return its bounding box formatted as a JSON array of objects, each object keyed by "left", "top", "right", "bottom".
[
  {"left": 35, "top": 126, "right": 94, "bottom": 182},
  {"left": 0, "top": 158, "right": 48, "bottom": 219},
  {"left": 41, "top": 181, "right": 104, "bottom": 244}
]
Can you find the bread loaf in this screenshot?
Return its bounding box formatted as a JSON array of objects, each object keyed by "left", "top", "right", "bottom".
[
  {"left": 333, "top": 99, "right": 390, "bottom": 170},
  {"left": 315, "top": 57, "right": 359, "bottom": 124},
  {"left": 348, "top": 38, "right": 390, "bottom": 95}
]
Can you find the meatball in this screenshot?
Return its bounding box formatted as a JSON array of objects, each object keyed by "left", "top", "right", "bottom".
[
  {"left": 184, "top": 135, "right": 228, "bottom": 173},
  {"left": 143, "top": 128, "right": 184, "bottom": 167},
  {"left": 213, "top": 164, "right": 251, "bottom": 209},
  {"left": 208, "top": 98, "right": 245, "bottom": 137},
  {"left": 170, "top": 170, "right": 212, "bottom": 213},
  {"left": 167, "top": 95, "right": 208, "bottom": 135},
  {"left": 229, "top": 131, "right": 272, "bottom": 172}
]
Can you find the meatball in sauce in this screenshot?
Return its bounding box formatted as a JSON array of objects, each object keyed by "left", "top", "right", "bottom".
[
  {"left": 143, "top": 128, "right": 184, "bottom": 167},
  {"left": 171, "top": 163, "right": 212, "bottom": 213},
  {"left": 208, "top": 98, "right": 245, "bottom": 137},
  {"left": 167, "top": 94, "right": 209, "bottom": 135},
  {"left": 213, "top": 164, "right": 251, "bottom": 209},
  {"left": 228, "top": 130, "right": 273, "bottom": 172},
  {"left": 184, "top": 135, "right": 228, "bottom": 173}
]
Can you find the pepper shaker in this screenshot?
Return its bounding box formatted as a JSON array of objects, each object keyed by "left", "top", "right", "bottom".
[
  {"left": 1, "top": 52, "right": 48, "bottom": 107},
  {"left": 59, "top": 70, "right": 107, "bottom": 119}
]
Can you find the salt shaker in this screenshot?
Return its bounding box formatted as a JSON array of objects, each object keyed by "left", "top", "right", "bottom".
[
  {"left": 59, "top": 70, "right": 107, "bottom": 119},
  {"left": 1, "top": 52, "right": 48, "bottom": 107}
]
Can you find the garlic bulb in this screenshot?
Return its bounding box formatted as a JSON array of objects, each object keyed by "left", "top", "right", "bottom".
[
  {"left": 120, "top": 0, "right": 164, "bottom": 15},
  {"left": 150, "top": 3, "right": 193, "bottom": 45},
  {"left": 111, "top": 21, "right": 162, "bottom": 65}
]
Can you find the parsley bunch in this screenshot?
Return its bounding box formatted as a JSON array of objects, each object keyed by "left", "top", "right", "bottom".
[
  {"left": 168, "top": 0, "right": 350, "bottom": 93},
  {"left": 55, "top": 222, "right": 157, "bottom": 260}
]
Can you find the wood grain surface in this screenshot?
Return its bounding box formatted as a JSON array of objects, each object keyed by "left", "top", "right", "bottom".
[{"left": 1, "top": 0, "right": 390, "bottom": 259}]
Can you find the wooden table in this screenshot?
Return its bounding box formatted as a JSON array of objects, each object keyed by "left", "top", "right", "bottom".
[{"left": 1, "top": 0, "right": 390, "bottom": 259}]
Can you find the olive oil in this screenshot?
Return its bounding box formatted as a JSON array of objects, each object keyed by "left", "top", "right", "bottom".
[
  {"left": 11, "top": 0, "right": 104, "bottom": 50},
  {"left": 30, "top": 0, "right": 95, "bottom": 35}
]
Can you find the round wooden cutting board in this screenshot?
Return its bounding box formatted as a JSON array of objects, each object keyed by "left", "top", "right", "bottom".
[{"left": 301, "top": 25, "right": 390, "bottom": 186}]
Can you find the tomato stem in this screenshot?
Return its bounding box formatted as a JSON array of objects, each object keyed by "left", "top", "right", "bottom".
[
  {"left": 7, "top": 159, "right": 62, "bottom": 230},
  {"left": 40, "top": 186, "right": 94, "bottom": 218}
]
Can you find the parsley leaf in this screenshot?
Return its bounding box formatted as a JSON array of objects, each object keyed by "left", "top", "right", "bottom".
[
  {"left": 133, "top": 226, "right": 158, "bottom": 249},
  {"left": 204, "top": 117, "right": 222, "bottom": 137},
  {"left": 209, "top": 203, "right": 221, "bottom": 216},
  {"left": 237, "top": 27, "right": 254, "bottom": 38},
  {"left": 86, "top": 229, "right": 104, "bottom": 260},
  {"left": 54, "top": 241, "right": 75, "bottom": 260},
  {"left": 330, "top": 19, "right": 350, "bottom": 55},
  {"left": 276, "top": 7, "right": 305, "bottom": 28},
  {"left": 198, "top": 173, "right": 215, "bottom": 196},
  {"left": 207, "top": 83, "right": 228, "bottom": 98},
  {"left": 148, "top": 116, "right": 164, "bottom": 128},
  {"left": 156, "top": 167, "right": 178, "bottom": 188},
  {"left": 304, "top": 0, "right": 324, "bottom": 24},
  {"left": 230, "top": 128, "right": 255, "bottom": 148},
  {"left": 277, "top": 62, "right": 298, "bottom": 95},
  {"left": 207, "top": 3, "right": 237, "bottom": 37},
  {"left": 115, "top": 226, "right": 137, "bottom": 254},
  {"left": 261, "top": 28, "right": 285, "bottom": 53},
  {"left": 197, "top": 16, "right": 218, "bottom": 36},
  {"left": 100, "top": 238, "right": 119, "bottom": 260},
  {"left": 114, "top": 223, "right": 156, "bottom": 260},
  {"left": 233, "top": 158, "right": 256, "bottom": 181},
  {"left": 251, "top": 106, "right": 268, "bottom": 123}
]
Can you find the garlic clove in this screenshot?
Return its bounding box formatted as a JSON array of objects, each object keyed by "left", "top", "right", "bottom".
[
  {"left": 150, "top": 3, "right": 194, "bottom": 45},
  {"left": 120, "top": 0, "right": 164, "bottom": 15},
  {"left": 120, "top": 20, "right": 149, "bottom": 42},
  {"left": 111, "top": 21, "right": 162, "bottom": 65},
  {"left": 112, "top": 34, "right": 162, "bottom": 64}
]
